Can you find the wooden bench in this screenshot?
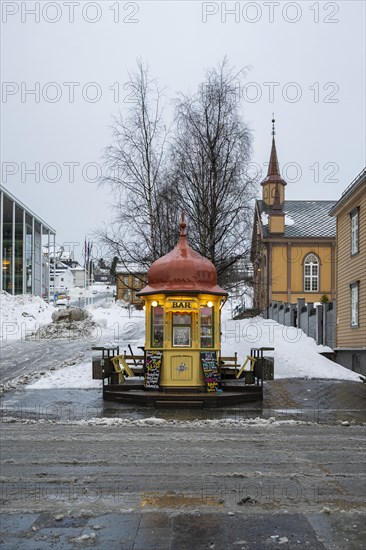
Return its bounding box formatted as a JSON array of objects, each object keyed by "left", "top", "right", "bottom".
[
  {"left": 220, "top": 354, "right": 261, "bottom": 385},
  {"left": 121, "top": 353, "right": 145, "bottom": 377},
  {"left": 111, "top": 355, "right": 135, "bottom": 383},
  {"left": 236, "top": 356, "right": 257, "bottom": 382},
  {"left": 220, "top": 353, "right": 239, "bottom": 378},
  {"left": 101, "top": 353, "right": 145, "bottom": 388}
]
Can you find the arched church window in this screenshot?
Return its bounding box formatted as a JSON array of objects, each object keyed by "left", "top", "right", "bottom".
[{"left": 304, "top": 254, "right": 319, "bottom": 292}]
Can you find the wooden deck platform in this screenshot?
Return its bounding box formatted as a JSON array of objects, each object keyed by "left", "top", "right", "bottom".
[{"left": 102, "top": 380, "right": 263, "bottom": 408}]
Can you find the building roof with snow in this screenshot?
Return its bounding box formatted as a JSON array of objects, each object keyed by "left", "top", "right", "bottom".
[
  {"left": 115, "top": 262, "right": 146, "bottom": 275},
  {"left": 329, "top": 166, "right": 366, "bottom": 216},
  {"left": 257, "top": 200, "right": 336, "bottom": 239}
]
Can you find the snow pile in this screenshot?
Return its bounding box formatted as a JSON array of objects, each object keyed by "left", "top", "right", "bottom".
[
  {"left": 79, "top": 416, "right": 313, "bottom": 427},
  {"left": 221, "top": 314, "right": 360, "bottom": 381},
  {"left": 0, "top": 291, "right": 54, "bottom": 342},
  {"left": 0, "top": 290, "right": 145, "bottom": 344},
  {"left": 29, "top": 309, "right": 99, "bottom": 341},
  {"left": 0, "top": 416, "right": 318, "bottom": 427}
]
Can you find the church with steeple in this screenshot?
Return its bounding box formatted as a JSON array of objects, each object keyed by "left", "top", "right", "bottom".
[{"left": 251, "top": 120, "right": 336, "bottom": 310}]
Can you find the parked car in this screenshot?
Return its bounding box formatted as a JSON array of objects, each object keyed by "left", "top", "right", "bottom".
[{"left": 55, "top": 299, "right": 68, "bottom": 307}]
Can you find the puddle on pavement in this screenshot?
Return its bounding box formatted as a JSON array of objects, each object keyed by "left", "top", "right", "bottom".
[
  {"left": 140, "top": 492, "right": 223, "bottom": 508},
  {"left": 1, "top": 381, "right": 365, "bottom": 424}
]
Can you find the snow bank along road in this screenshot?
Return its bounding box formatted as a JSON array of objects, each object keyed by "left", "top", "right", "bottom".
[
  {"left": 1, "top": 419, "right": 365, "bottom": 548},
  {"left": 0, "top": 338, "right": 92, "bottom": 385}
]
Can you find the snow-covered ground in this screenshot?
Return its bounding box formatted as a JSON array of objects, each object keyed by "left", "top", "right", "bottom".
[
  {"left": 1, "top": 292, "right": 361, "bottom": 387},
  {"left": 220, "top": 308, "right": 359, "bottom": 381},
  {"left": 29, "top": 361, "right": 101, "bottom": 389},
  {"left": 87, "top": 299, "right": 144, "bottom": 334},
  {"left": 24, "top": 306, "right": 361, "bottom": 389}
]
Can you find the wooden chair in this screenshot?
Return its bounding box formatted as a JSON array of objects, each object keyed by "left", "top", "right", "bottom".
[
  {"left": 236, "top": 356, "right": 257, "bottom": 379},
  {"left": 111, "top": 355, "right": 134, "bottom": 384}
]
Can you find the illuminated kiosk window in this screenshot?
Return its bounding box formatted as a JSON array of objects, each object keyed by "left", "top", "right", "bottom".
[
  {"left": 172, "top": 313, "right": 191, "bottom": 347},
  {"left": 200, "top": 307, "right": 213, "bottom": 348},
  {"left": 151, "top": 306, "right": 164, "bottom": 347}
]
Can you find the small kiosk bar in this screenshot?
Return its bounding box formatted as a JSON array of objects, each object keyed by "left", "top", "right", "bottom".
[
  {"left": 137, "top": 214, "right": 228, "bottom": 392},
  {"left": 101, "top": 215, "right": 265, "bottom": 406}
]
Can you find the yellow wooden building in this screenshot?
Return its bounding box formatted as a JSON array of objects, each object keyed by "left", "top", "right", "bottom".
[
  {"left": 115, "top": 263, "right": 146, "bottom": 306},
  {"left": 251, "top": 122, "right": 336, "bottom": 310},
  {"left": 329, "top": 168, "right": 366, "bottom": 375}
]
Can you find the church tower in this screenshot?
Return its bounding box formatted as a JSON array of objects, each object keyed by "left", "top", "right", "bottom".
[
  {"left": 261, "top": 118, "right": 287, "bottom": 207},
  {"left": 268, "top": 182, "right": 285, "bottom": 234}
]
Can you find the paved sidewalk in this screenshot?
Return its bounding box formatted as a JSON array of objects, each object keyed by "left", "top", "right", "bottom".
[{"left": 2, "top": 510, "right": 365, "bottom": 549}]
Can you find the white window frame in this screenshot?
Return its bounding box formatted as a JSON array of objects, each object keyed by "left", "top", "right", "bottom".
[
  {"left": 351, "top": 282, "right": 359, "bottom": 327},
  {"left": 304, "top": 253, "right": 319, "bottom": 292},
  {"left": 350, "top": 209, "right": 359, "bottom": 255}
]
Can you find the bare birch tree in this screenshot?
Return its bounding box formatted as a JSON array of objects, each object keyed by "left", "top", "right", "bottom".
[
  {"left": 99, "top": 59, "right": 174, "bottom": 273},
  {"left": 99, "top": 58, "right": 257, "bottom": 290},
  {"left": 171, "top": 59, "right": 257, "bottom": 285}
]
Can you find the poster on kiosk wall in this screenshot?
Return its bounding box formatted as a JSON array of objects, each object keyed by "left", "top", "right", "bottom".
[
  {"left": 200, "top": 351, "right": 221, "bottom": 392},
  {"left": 144, "top": 351, "right": 162, "bottom": 390}
]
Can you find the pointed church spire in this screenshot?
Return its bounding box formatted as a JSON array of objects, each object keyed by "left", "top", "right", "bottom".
[
  {"left": 261, "top": 117, "right": 287, "bottom": 207},
  {"left": 267, "top": 117, "right": 281, "bottom": 177}
]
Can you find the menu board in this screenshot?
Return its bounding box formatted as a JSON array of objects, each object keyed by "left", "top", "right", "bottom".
[
  {"left": 200, "top": 351, "right": 221, "bottom": 392},
  {"left": 144, "top": 351, "right": 162, "bottom": 390}
]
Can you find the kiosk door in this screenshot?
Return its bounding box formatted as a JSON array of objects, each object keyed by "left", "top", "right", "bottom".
[{"left": 170, "top": 355, "right": 193, "bottom": 381}]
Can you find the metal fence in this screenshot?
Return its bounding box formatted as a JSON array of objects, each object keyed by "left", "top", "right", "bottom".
[{"left": 264, "top": 299, "right": 336, "bottom": 349}]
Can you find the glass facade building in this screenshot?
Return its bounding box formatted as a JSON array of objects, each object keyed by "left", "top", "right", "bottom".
[{"left": 0, "top": 185, "right": 56, "bottom": 297}]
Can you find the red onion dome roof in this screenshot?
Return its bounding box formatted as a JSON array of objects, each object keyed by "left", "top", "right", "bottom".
[{"left": 137, "top": 215, "right": 228, "bottom": 296}]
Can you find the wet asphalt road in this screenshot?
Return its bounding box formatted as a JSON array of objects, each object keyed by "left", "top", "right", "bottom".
[
  {"left": 1, "top": 419, "right": 365, "bottom": 549},
  {"left": 1, "top": 336, "right": 365, "bottom": 549}
]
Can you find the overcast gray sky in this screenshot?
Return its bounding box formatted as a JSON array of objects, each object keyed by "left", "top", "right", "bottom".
[{"left": 1, "top": 0, "right": 365, "bottom": 263}]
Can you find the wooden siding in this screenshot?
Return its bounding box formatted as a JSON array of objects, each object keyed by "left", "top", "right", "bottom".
[
  {"left": 271, "top": 245, "right": 287, "bottom": 293},
  {"left": 270, "top": 242, "right": 334, "bottom": 305},
  {"left": 290, "top": 244, "right": 333, "bottom": 297},
  {"left": 335, "top": 182, "right": 366, "bottom": 348}
]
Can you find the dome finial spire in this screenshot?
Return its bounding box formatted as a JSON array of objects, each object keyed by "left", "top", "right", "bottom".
[{"left": 180, "top": 211, "right": 186, "bottom": 236}]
